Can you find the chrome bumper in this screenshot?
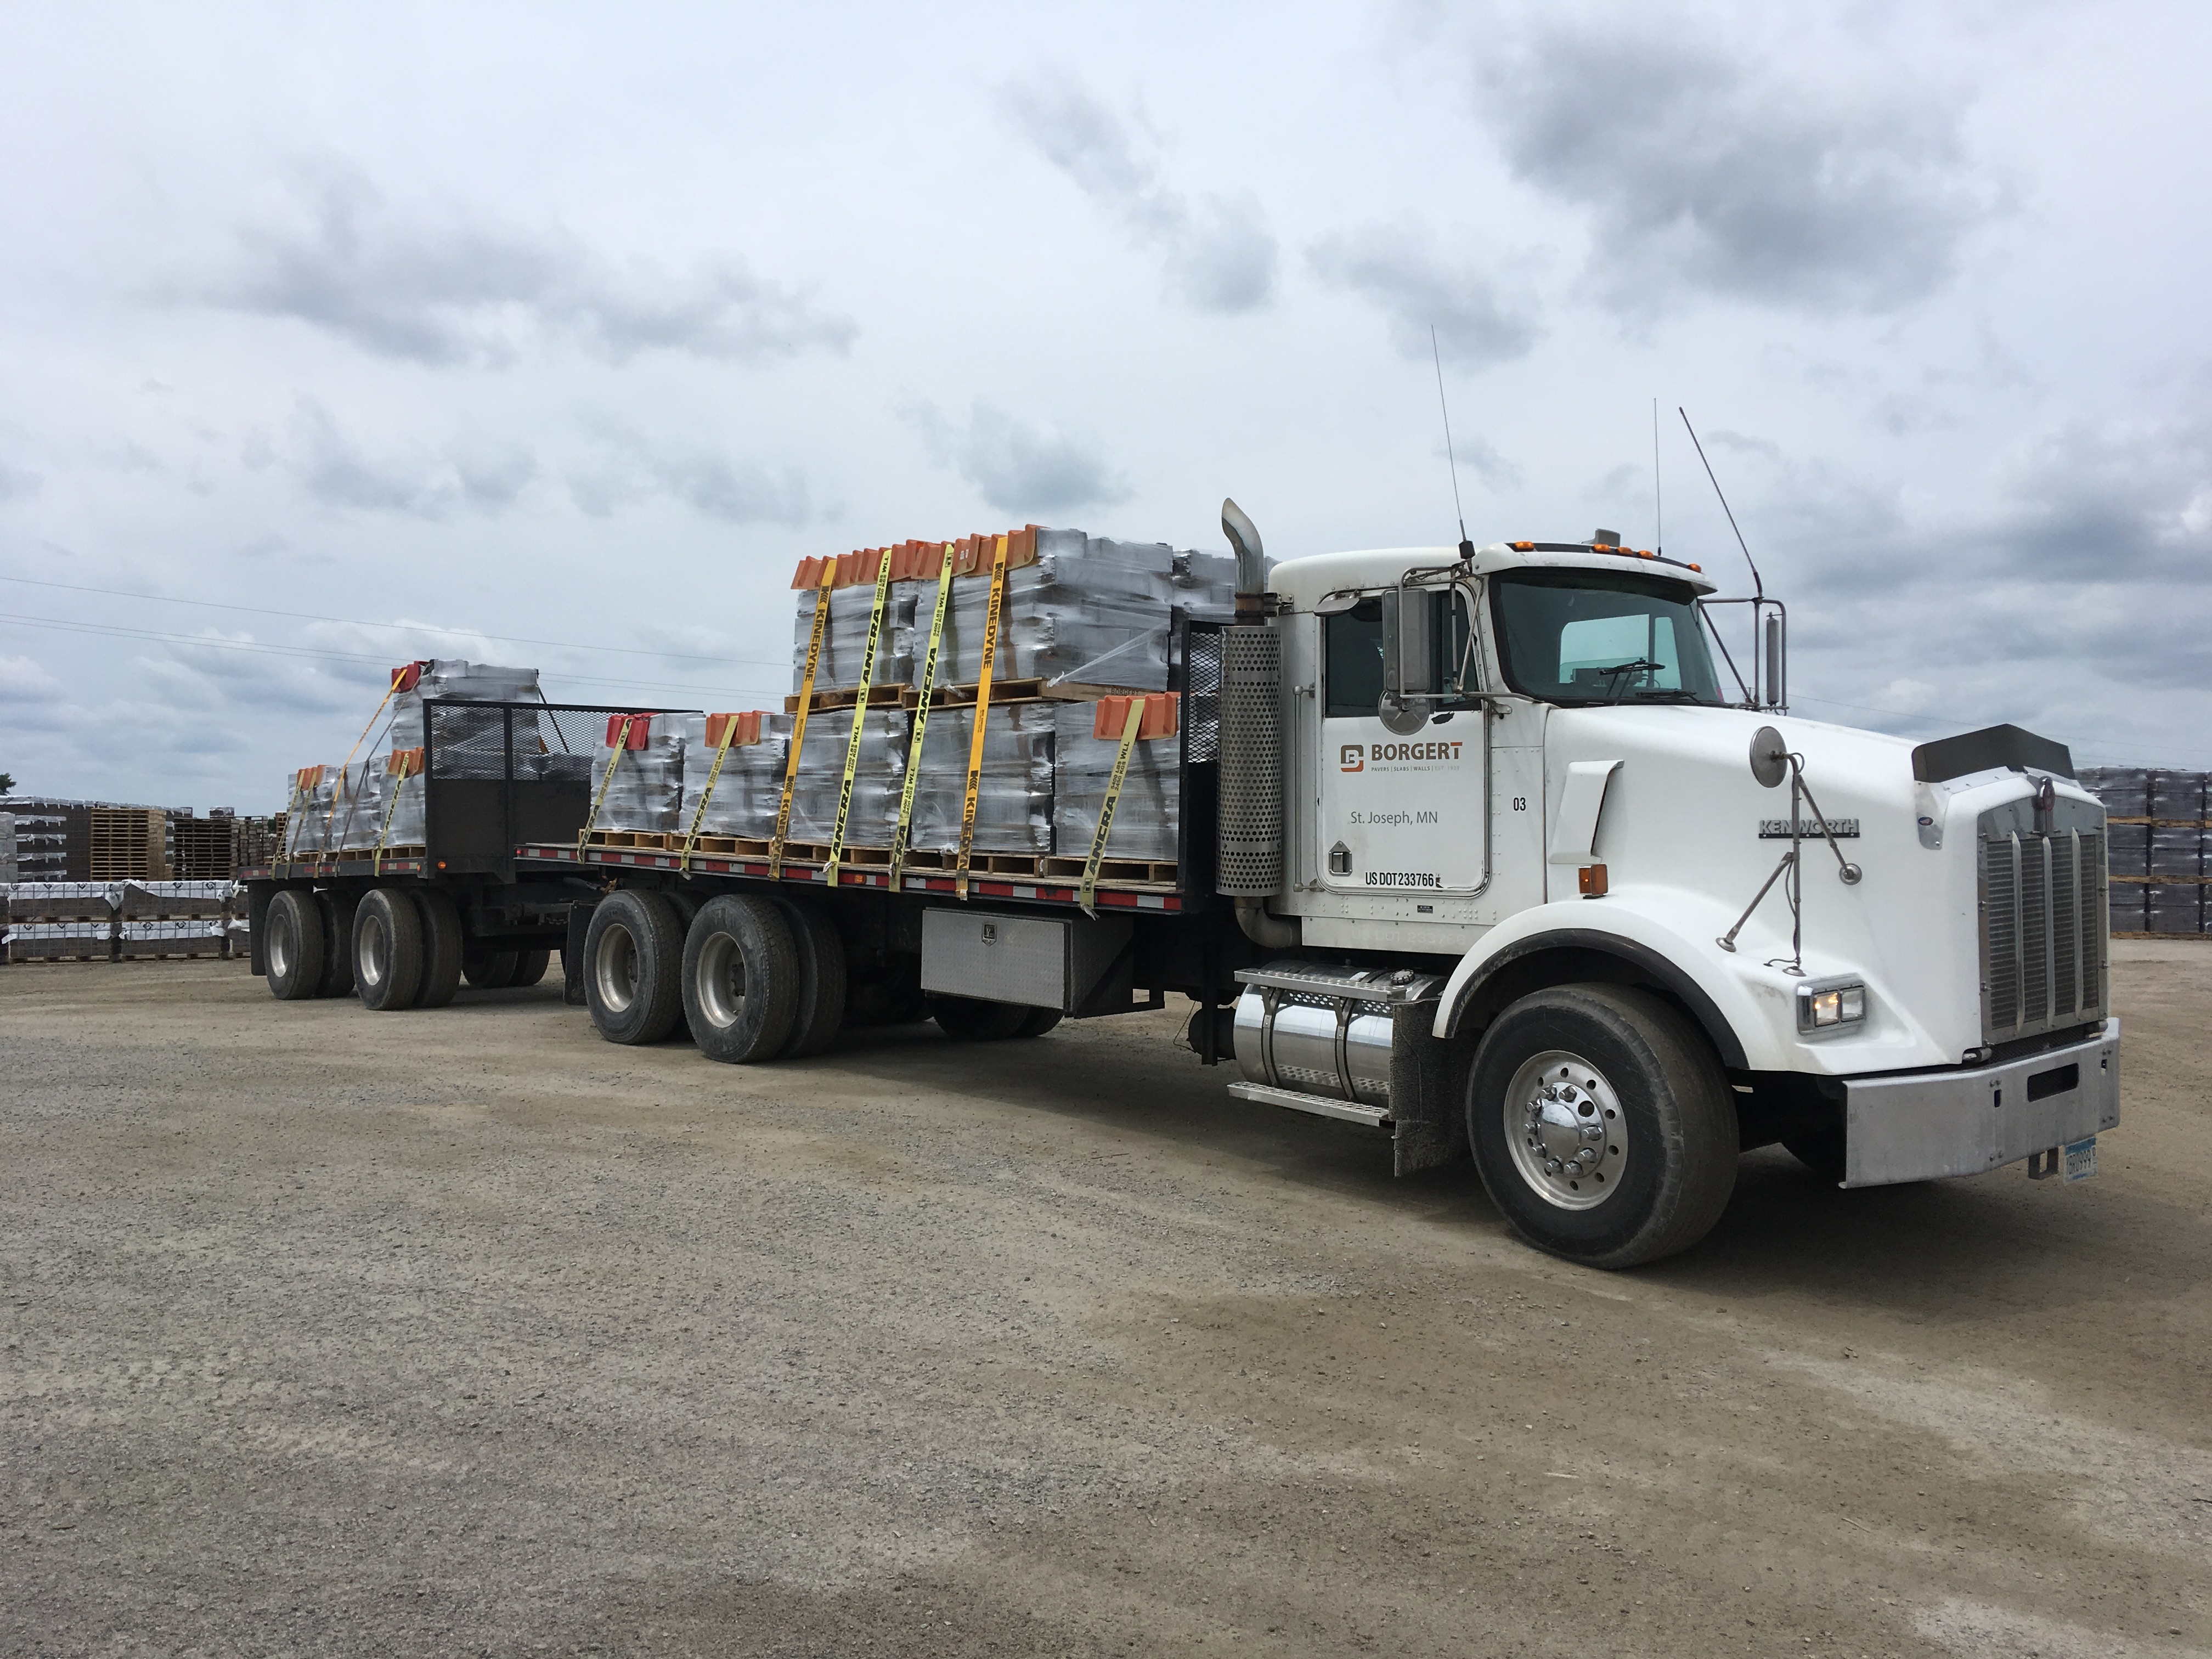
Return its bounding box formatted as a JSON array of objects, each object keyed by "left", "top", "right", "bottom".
[{"left": 1842, "top": 1018, "right": 2120, "bottom": 1188}]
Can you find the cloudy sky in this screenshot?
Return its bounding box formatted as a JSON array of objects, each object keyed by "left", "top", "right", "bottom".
[{"left": 1, "top": 1, "right": 2205, "bottom": 811}]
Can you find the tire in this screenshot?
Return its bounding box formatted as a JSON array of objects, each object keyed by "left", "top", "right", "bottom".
[
  {"left": 410, "top": 887, "right": 464, "bottom": 1009},
  {"left": 1784, "top": 1128, "right": 1848, "bottom": 1186},
  {"left": 929, "top": 994, "right": 1028, "bottom": 1042},
  {"left": 510, "top": 948, "right": 552, "bottom": 988},
  {"left": 353, "top": 887, "right": 424, "bottom": 1011},
  {"left": 680, "top": 895, "right": 799, "bottom": 1063},
  {"left": 1010, "top": 1007, "right": 1063, "bottom": 1039},
  {"left": 774, "top": 900, "right": 847, "bottom": 1058},
  {"left": 264, "top": 890, "right": 324, "bottom": 1001},
  {"left": 584, "top": 889, "right": 687, "bottom": 1045},
  {"left": 315, "top": 890, "right": 358, "bottom": 999},
  {"left": 464, "top": 952, "right": 520, "bottom": 989},
  {"left": 1466, "top": 984, "right": 1738, "bottom": 1269}
]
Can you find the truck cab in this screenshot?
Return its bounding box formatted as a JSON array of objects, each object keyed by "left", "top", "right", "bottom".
[{"left": 1215, "top": 527, "right": 2119, "bottom": 1266}]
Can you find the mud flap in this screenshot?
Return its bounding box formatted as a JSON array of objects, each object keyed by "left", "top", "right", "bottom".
[{"left": 1390, "top": 1006, "right": 1474, "bottom": 1176}]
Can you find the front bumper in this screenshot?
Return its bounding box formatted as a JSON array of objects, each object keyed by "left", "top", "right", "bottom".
[{"left": 1842, "top": 1018, "right": 2120, "bottom": 1188}]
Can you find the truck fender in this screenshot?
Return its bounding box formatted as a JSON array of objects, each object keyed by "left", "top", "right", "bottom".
[{"left": 1431, "top": 904, "right": 1755, "bottom": 1071}]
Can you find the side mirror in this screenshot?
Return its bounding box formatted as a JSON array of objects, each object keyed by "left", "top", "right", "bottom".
[
  {"left": 1382, "top": 586, "right": 1434, "bottom": 699},
  {"left": 1380, "top": 586, "right": 1435, "bottom": 734}
]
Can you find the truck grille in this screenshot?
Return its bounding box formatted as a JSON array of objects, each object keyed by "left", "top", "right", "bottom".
[{"left": 1980, "top": 828, "right": 2106, "bottom": 1042}]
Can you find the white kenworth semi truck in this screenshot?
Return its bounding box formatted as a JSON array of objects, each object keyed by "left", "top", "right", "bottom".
[{"left": 242, "top": 504, "right": 2118, "bottom": 1268}]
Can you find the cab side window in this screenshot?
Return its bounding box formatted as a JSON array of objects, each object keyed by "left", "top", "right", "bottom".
[{"left": 1325, "top": 599, "right": 1384, "bottom": 718}]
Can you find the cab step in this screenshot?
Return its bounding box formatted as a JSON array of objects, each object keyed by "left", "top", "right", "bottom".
[{"left": 1226, "top": 1080, "right": 1392, "bottom": 1129}]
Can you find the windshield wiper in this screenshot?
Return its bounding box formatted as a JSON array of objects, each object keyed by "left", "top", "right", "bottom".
[
  {"left": 1595, "top": 657, "right": 1663, "bottom": 698},
  {"left": 1632, "top": 688, "right": 1704, "bottom": 703}
]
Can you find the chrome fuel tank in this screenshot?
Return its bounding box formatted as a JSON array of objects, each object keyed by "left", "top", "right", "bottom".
[{"left": 1232, "top": 960, "right": 1442, "bottom": 1107}]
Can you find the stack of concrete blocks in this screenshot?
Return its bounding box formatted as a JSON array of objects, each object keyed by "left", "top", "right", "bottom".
[
  {"left": 588, "top": 714, "right": 689, "bottom": 836},
  {"left": 2079, "top": 768, "right": 2209, "bottom": 935},
  {"left": 5, "top": 882, "right": 119, "bottom": 962},
  {"left": 911, "top": 702, "right": 1057, "bottom": 855},
  {"left": 676, "top": 713, "right": 793, "bottom": 842},
  {"left": 1052, "top": 699, "right": 1180, "bottom": 864},
  {"left": 1, "top": 812, "right": 14, "bottom": 885},
  {"left": 118, "top": 880, "right": 233, "bottom": 959}
]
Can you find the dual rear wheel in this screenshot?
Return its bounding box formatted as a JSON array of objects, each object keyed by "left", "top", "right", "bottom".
[{"left": 582, "top": 891, "right": 1062, "bottom": 1062}]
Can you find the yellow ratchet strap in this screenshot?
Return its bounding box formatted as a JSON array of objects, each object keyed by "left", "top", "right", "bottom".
[
  {"left": 955, "top": 534, "right": 1011, "bottom": 899},
  {"left": 680, "top": 715, "right": 742, "bottom": 871},
  {"left": 825, "top": 548, "right": 895, "bottom": 889},
  {"left": 772, "top": 560, "right": 839, "bottom": 878},
  {"left": 373, "top": 751, "right": 417, "bottom": 876},
  {"left": 890, "top": 541, "right": 956, "bottom": 886},
  {"left": 1079, "top": 698, "right": 1149, "bottom": 916},
  {"left": 581, "top": 714, "right": 641, "bottom": 855}
]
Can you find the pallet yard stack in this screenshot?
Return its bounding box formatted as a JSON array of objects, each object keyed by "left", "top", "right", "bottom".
[
  {"left": 583, "top": 522, "right": 1232, "bottom": 885},
  {"left": 3, "top": 880, "right": 246, "bottom": 964},
  {"left": 2079, "top": 768, "right": 2211, "bottom": 935},
  {"left": 167, "top": 811, "right": 237, "bottom": 880}
]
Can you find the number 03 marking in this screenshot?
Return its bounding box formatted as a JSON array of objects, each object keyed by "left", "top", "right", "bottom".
[{"left": 1511, "top": 797, "right": 1528, "bottom": 811}]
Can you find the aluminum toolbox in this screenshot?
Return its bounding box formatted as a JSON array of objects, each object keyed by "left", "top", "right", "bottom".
[{"left": 920, "top": 909, "right": 1135, "bottom": 1014}]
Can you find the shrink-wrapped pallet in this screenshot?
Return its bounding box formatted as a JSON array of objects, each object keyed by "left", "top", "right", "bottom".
[
  {"left": 10, "top": 919, "right": 116, "bottom": 961},
  {"left": 909, "top": 702, "right": 1057, "bottom": 855},
  {"left": 385, "top": 661, "right": 543, "bottom": 759},
  {"left": 120, "top": 917, "right": 228, "bottom": 957},
  {"left": 118, "top": 879, "right": 233, "bottom": 919},
  {"left": 784, "top": 708, "right": 909, "bottom": 845},
  {"left": 1052, "top": 700, "right": 1178, "bottom": 864},
  {"left": 8, "top": 881, "right": 120, "bottom": 919},
  {"left": 280, "top": 766, "right": 348, "bottom": 857},
  {"left": 790, "top": 584, "right": 917, "bottom": 695},
  {"left": 589, "top": 714, "right": 687, "bottom": 835},
  {"left": 936, "top": 533, "right": 1176, "bottom": 691},
  {"left": 676, "top": 713, "right": 793, "bottom": 841}
]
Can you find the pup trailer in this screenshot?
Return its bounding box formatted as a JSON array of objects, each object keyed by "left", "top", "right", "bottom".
[{"left": 242, "top": 505, "right": 2119, "bottom": 1267}]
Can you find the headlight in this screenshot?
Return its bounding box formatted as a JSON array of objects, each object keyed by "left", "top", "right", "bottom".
[{"left": 1796, "top": 977, "right": 1867, "bottom": 1034}]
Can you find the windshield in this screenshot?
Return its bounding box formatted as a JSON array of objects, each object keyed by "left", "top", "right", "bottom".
[{"left": 1491, "top": 569, "right": 1723, "bottom": 706}]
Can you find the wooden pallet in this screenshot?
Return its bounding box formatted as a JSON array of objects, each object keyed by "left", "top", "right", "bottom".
[
  {"left": 87, "top": 807, "right": 167, "bottom": 881},
  {"left": 780, "top": 683, "right": 909, "bottom": 715},
  {"left": 583, "top": 829, "right": 676, "bottom": 850},
  {"left": 116, "top": 950, "right": 228, "bottom": 961},
  {"left": 1041, "top": 855, "right": 1179, "bottom": 885},
  {"left": 2112, "top": 930, "right": 2211, "bottom": 940},
  {"left": 2110, "top": 873, "right": 2212, "bottom": 884}
]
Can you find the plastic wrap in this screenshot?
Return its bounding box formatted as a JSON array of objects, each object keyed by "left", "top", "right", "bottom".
[
  {"left": 938, "top": 536, "right": 1176, "bottom": 691},
  {"left": 784, "top": 708, "right": 909, "bottom": 845},
  {"left": 675, "top": 713, "right": 793, "bottom": 841},
  {"left": 791, "top": 584, "right": 917, "bottom": 694},
  {"left": 1052, "top": 701, "right": 1178, "bottom": 864},
  {"left": 7, "top": 882, "right": 120, "bottom": 919},
  {"left": 909, "top": 702, "right": 1056, "bottom": 854},
  {"left": 119, "top": 880, "right": 234, "bottom": 919},
  {"left": 8, "top": 919, "right": 114, "bottom": 959},
  {"left": 590, "top": 715, "right": 687, "bottom": 835},
  {"left": 385, "top": 661, "right": 543, "bottom": 754},
  {"left": 119, "top": 917, "right": 227, "bottom": 956}
]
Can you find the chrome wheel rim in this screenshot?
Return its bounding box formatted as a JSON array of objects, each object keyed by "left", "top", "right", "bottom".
[
  {"left": 594, "top": 922, "right": 639, "bottom": 1014},
  {"left": 268, "top": 909, "right": 293, "bottom": 979},
  {"left": 696, "top": 930, "right": 745, "bottom": 1029},
  {"left": 1503, "top": 1049, "right": 1627, "bottom": 1211},
  {"left": 359, "top": 913, "right": 388, "bottom": 990}
]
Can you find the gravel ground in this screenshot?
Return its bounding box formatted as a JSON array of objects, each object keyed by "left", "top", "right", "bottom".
[{"left": 3, "top": 941, "right": 2208, "bottom": 1657}]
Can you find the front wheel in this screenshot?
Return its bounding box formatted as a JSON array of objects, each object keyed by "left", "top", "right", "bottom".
[{"left": 1467, "top": 984, "right": 1737, "bottom": 1269}]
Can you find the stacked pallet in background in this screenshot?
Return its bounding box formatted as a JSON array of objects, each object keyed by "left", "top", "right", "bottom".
[
  {"left": 2078, "top": 768, "right": 2210, "bottom": 936},
  {"left": 232, "top": 813, "right": 287, "bottom": 868},
  {"left": 88, "top": 806, "right": 167, "bottom": 880},
  {"left": 0, "top": 812, "right": 14, "bottom": 885},
  {"left": 168, "top": 811, "right": 236, "bottom": 880}
]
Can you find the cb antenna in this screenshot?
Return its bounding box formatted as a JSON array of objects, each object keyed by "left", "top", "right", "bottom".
[
  {"left": 1652, "top": 397, "right": 1662, "bottom": 561},
  {"left": 1431, "top": 325, "right": 1475, "bottom": 561},
  {"left": 1679, "top": 406, "right": 1762, "bottom": 602}
]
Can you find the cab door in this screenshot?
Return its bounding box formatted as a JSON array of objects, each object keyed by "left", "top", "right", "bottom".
[{"left": 1315, "top": 585, "right": 1487, "bottom": 895}]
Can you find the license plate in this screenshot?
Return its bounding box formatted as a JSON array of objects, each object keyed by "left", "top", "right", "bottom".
[{"left": 2063, "top": 1137, "right": 2098, "bottom": 1183}]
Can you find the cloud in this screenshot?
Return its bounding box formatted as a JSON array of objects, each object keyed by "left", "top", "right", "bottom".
[
  {"left": 0, "top": 460, "right": 39, "bottom": 503},
  {"left": 207, "top": 160, "right": 857, "bottom": 366},
  {"left": 1465, "top": 10, "right": 2001, "bottom": 314},
  {"left": 1308, "top": 227, "right": 1539, "bottom": 368},
  {"left": 565, "top": 432, "right": 810, "bottom": 527},
  {"left": 1005, "top": 78, "right": 1277, "bottom": 314},
  {"left": 0, "top": 652, "right": 66, "bottom": 704},
  {"left": 899, "top": 398, "right": 1132, "bottom": 516},
  {"left": 261, "top": 398, "right": 539, "bottom": 518}
]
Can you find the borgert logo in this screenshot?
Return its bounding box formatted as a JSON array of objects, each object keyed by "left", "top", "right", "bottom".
[{"left": 1340, "top": 744, "right": 1364, "bottom": 772}]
